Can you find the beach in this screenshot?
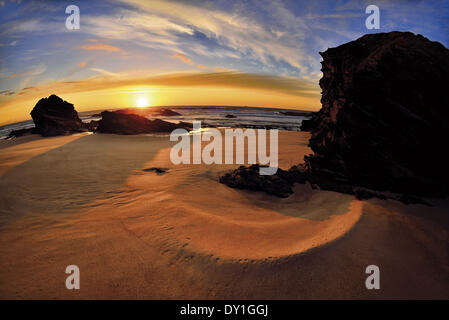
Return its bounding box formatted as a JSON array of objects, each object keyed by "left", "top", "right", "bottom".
[{"left": 0, "top": 131, "right": 448, "bottom": 299}]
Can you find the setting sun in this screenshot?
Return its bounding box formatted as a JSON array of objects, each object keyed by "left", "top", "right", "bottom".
[{"left": 136, "top": 97, "right": 149, "bottom": 108}]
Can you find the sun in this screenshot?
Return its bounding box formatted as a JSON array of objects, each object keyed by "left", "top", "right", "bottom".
[{"left": 136, "top": 97, "right": 149, "bottom": 108}]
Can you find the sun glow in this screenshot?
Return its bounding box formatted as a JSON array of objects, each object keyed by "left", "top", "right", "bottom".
[{"left": 136, "top": 97, "right": 150, "bottom": 108}]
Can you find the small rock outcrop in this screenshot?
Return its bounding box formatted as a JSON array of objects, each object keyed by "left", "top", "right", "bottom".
[
  {"left": 84, "top": 120, "right": 99, "bottom": 132},
  {"left": 304, "top": 31, "right": 449, "bottom": 197},
  {"left": 30, "top": 95, "right": 85, "bottom": 136},
  {"left": 280, "top": 111, "right": 311, "bottom": 117},
  {"left": 142, "top": 167, "right": 168, "bottom": 175},
  {"left": 96, "top": 111, "right": 191, "bottom": 134},
  {"left": 153, "top": 108, "right": 181, "bottom": 116},
  {"left": 7, "top": 128, "right": 34, "bottom": 139},
  {"left": 219, "top": 164, "right": 306, "bottom": 198},
  {"left": 113, "top": 107, "right": 181, "bottom": 117},
  {"left": 299, "top": 116, "right": 316, "bottom": 132}
]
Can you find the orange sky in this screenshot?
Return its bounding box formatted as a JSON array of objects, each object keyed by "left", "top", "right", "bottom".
[
  {"left": 1, "top": 0, "right": 447, "bottom": 126},
  {"left": 0, "top": 71, "right": 321, "bottom": 126}
]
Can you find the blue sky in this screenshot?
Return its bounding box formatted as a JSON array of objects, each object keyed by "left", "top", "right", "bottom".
[{"left": 0, "top": 0, "right": 448, "bottom": 124}]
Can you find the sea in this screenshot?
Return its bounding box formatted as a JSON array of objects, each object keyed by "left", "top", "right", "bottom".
[{"left": 0, "top": 106, "right": 312, "bottom": 139}]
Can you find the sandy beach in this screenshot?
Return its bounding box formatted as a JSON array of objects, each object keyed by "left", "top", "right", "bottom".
[{"left": 0, "top": 131, "right": 448, "bottom": 299}]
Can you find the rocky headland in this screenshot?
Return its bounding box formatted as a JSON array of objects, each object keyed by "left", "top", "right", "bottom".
[{"left": 221, "top": 31, "right": 449, "bottom": 202}]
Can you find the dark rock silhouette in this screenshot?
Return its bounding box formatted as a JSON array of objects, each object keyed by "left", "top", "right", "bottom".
[
  {"left": 142, "top": 167, "right": 168, "bottom": 175},
  {"left": 304, "top": 31, "right": 449, "bottom": 197},
  {"left": 225, "top": 114, "right": 237, "bottom": 118},
  {"left": 280, "top": 111, "right": 312, "bottom": 117},
  {"left": 154, "top": 108, "right": 181, "bottom": 116},
  {"left": 177, "top": 121, "right": 193, "bottom": 129},
  {"left": 220, "top": 32, "right": 449, "bottom": 202},
  {"left": 96, "top": 111, "right": 191, "bottom": 134},
  {"left": 113, "top": 107, "right": 181, "bottom": 117},
  {"left": 30, "top": 94, "right": 86, "bottom": 136},
  {"left": 219, "top": 164, "right": 306, "bottom": 198},
  {"left": 299, "top": 114, "right": 316, "bottom": 132},
  {"left": 84, "top": 120, "right": 99, "bottom": 132},
  {"left": 7, "top": 128, "right": 34, "bottom": 139}
]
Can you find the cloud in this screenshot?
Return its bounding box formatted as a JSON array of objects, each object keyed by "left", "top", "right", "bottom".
[
  {"left": 170, "top": 54, "right": 211, "bottom": 70},
  {"left": 63, "top": 58, "right": 97, "bottom": 79},
  {"left": 7, "top": 64, "right": 46, "bottom": 79},
  {"left": 0, "top": 40, "right": 19, "bottom": 47},
  {"left": 171, "top": 53, "right": 193, "bottom": 65},
  {"left": 80, "top": 0, "right": 314, "bottom": 75},
  {"left": 90, "top": 68, "right": 120, "bottom": 77},
  {"left": 2, "top": 0, "right": 444, "bottom": 108},
  {"left": 0, "top": 90, "right": 15, "bottom": 96},
  {"left": 11, "top": 70, "right": 320, "bottom": 100},
  {"left": 80, "top": 43, "right": 121, "bottom": 52}
]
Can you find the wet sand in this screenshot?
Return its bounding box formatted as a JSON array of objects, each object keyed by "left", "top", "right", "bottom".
[{"left": 0, "top": 131, "right": 448, "bottom": 299}]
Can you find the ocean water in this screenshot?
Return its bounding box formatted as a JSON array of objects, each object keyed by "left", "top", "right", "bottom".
[{"left": 0, "top": 106, "right": 312, "bottom": 139}]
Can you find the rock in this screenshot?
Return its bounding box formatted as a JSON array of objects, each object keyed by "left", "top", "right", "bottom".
[
  {"left": 154, "top": 108, "right": 181, "bottom": 116},
  {"left": 303, "top": 31, "right": 449, "bottom": 197},
  {"left": 83, "top": 120, "right": 100, "bottom": 132},
  {"left": 30, "top": 94, "right": 86, "bottom": 136},
  {"left": 225, "top": 114, "right": 237, "bottom": 118},
  {"left": 219, "top": 164, "right": 303, "bottom": 198},
  {"left": 353, "top": 187, "right": 387, "bottom": 201},
  {"left": 7, "top": 128, "right": 35, "bottom": 139},
  {"left": 96, "top": 111, "right": 191, "bottom": 134},
  {"left": 177, "top": 121, "right": 193, "bottom": 129},
  {"left": 142, "top": 167, "right": 168, "bottom": 175},
  {"left": 394, "top": 194, "right": 432, "bottom": 206},
  {"left": 280, "top": 111, "right": 312, "bottom": 117},
  {"left": 299, "top": 118, "right": 315, "bottom": 132},
  {"left": 114, "top": 107, "right": 181, "bottom": 117},
  {"left": 219, "top": 32, "right": 448, "bottom": 203}
]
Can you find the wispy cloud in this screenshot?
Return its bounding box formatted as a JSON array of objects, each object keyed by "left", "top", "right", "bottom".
[
  {"left": 6, "top": 64, "right": 46, "bottom": 79},
  {"left": 0, "top": 40, "right": 18, "bottom": 47},
  {"left": 80, "top": 0, "right": 315, "bottom": 75},
  {"left": 11, "top": 70, "right": 320, "bottom": 101},
  {"left": 80, "top": 43, "right": 121, "bottom": 52},
  {"left": 90, "top": 68, "right": 120, "bottom": 77},
  {"left": 0, "top": 0, "right": 447, "bottom": 121},
  {"left": 0, "top": 89, "right": 15, "bottom": 96},
  {"left": 171, "top": 53, "right": 193, "bottom": 65}
]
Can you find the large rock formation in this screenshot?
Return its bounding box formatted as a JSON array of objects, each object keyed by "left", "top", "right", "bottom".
[
  {"left": 304, "top": 31, "right": 449, "bottom": 197},
  {"left": 30, "top": 95, "right": 85, "bottom": 136},
  {"left": 96, "top": 111, "right": 191, "bottom": 134},
  {"left": 220, "top": 32, "right": 449, "bottom": 201}
]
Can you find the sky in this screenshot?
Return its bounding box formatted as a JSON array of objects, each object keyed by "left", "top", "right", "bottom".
[{"left": 0, "top": 0, "right": 448, "bottom": 125}]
